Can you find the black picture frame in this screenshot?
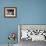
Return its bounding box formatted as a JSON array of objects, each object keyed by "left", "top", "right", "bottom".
[{"left": 4, "top": 7, "right": 17, "bottom": 18}]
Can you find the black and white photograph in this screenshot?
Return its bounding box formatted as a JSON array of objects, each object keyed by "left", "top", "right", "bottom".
[
  {"left": 18, "top": 25, "right": 46, "bottom": 46},
  {"left": 4, "top": 7, "right": 17, "bottom": 18}
]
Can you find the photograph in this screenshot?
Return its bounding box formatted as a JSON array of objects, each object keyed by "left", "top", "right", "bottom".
[{"left": 4, "top": 7, "right": 17, "bottom": 18}]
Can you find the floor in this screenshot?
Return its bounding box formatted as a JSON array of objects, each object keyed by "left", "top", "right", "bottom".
[
  {"left": 0, "top": 40, "right": 46, "bottom": 46},
  {"left": 19, "top": 39, "right": 46, "bottom": 46},
  {"left": 0, "top": 44, "right": 18, "bottom": 46}
]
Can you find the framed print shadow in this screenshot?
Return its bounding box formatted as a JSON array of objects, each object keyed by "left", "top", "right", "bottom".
[{"left": 4, "top": 7, "right": 17, "bottom": 18}]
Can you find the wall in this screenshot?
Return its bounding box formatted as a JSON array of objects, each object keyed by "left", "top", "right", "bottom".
[
  {"left": 0, "top": 0, "right": 46, "bottom": 44},
  {"left": 20, "top": 0, "right": 46, "bottom": 24}
]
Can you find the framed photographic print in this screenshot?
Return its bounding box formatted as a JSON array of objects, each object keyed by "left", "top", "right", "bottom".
[{"left": 4, "top": 7, "right": 17, "bottom": 18}]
